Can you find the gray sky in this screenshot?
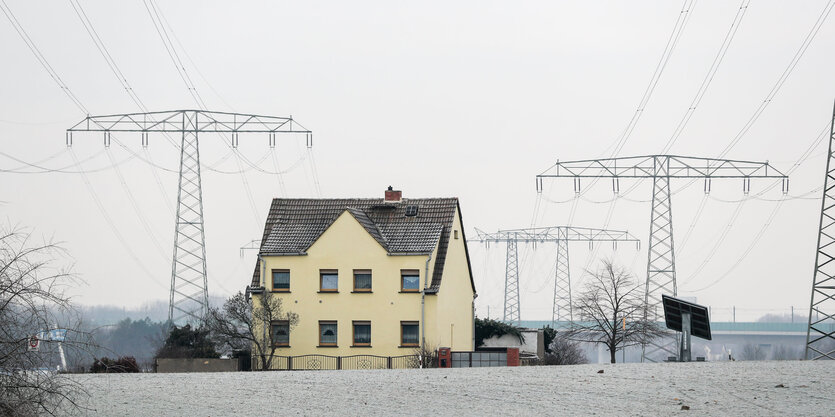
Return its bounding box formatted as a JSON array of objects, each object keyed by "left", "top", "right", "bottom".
[{"left": 1, "top": 1, "right": 833, "bottom": 321}]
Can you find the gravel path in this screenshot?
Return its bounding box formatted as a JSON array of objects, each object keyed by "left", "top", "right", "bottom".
[{"left": 70, "top": 361, "right": 835, "bottom": 416}]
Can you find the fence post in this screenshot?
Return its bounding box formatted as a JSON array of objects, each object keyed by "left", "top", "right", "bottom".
[
  {"left": 337, "top": 356, "right": 342, "bottom": 370},
  {"left": 288, "top": 356, "right": 293, "bottom": 370},
  {"left": 387, "top": 356, "right": 392, "bottom": 369}
]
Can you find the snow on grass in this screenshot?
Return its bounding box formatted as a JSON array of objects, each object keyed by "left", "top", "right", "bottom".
[{"left": 71, "top": 361, "right": 835, "bottom": 416}]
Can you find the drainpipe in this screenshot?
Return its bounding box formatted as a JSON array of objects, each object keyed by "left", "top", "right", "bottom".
[
  {"left": 421, "top": 252, "right": 432, "bottom": 362},
  {"left": 259, "top": 254, "right": 266, "bottom": 288},
  {"left": 472, "top": 293, "right": 478, "bottom": 351},
  {"left": 259, "top": 254, "right": 266, "bottom": 365}
]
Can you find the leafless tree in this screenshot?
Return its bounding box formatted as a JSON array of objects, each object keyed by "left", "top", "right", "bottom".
[
  {"left": 739, "top": 343, "right": 766, "bottom": 361},
  {"left": 542, "top": 333, "right": 588, "bottom": 365},
  {"left": 204, "top": 290, "right": 298, "bottom": 370},
  {"left": 770, "top": 344, "right": 801, "bottom": 361},
  {"left": 566, "top": 260, "right": 664, "bottom": 363},
  {"left": 0, "top": 225, "right": 94, "bottom": 415}
]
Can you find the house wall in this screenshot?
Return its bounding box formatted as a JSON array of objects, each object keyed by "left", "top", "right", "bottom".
[
  {"left": 255, "top": 210, "right": 440, "bottom": 357},
  {"left": 425, "top": 206, "right": 475, "bottom": 351}
]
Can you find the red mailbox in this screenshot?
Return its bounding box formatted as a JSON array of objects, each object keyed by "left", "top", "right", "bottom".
[{"left": 438, "top": 347, "right": 451, "bottom": 368}]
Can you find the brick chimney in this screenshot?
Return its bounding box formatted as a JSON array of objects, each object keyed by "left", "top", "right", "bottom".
[{"left": 384, "top": 186, "right": 402, "bottom": 203}]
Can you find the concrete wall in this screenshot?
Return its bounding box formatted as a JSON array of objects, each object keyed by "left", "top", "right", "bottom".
[
  {"left": 481, "top": 329, "right": 544, "bottom": 357},
  {"left": 156, "top": 358, "right": 240, "bottom": 373}
]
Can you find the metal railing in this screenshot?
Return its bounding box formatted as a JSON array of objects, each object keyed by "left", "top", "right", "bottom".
[{"left": 252, "top": 354, "right": 421, "bottom": 371}]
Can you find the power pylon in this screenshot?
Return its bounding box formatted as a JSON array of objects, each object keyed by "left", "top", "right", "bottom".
[
  {"left": 807, "top": 101, "right": 835, "bottom": 360},
  {"left": 536, "top": 155, "right": 788, "bottom": 361},
  {"left": 66, "top": 110, "right": 311, "bottom": 324},
  {"left": 473, "top": 226, "right": 640, "bottom": 326}
]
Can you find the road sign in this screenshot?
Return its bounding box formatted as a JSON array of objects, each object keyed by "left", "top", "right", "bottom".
[
  {"left": 28, "top": 336, "right": 40, "bottom": 351},
  {"left": 48, "top": 329, "right": 67, "bottom": 342}
]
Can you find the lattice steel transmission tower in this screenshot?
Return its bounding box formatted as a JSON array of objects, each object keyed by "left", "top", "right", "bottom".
[
  {"left": 473, "top": 226, "right": 640, "bottom": 326},
  {"left": 67, "top": 110, "right": 311, "bottom": 324},
  {"left": 806, "top": 101, "right": 835, "bottom": 360},
  {"left": 536, "top": 155, "right": 788, "bottom": 361}
]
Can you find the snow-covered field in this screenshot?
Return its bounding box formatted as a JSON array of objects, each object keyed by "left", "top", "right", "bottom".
[{"left": 71, "top": 361, "right": 834, "bottom": 416}]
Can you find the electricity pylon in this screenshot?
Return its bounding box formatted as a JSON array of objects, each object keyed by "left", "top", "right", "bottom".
[
  {"left": 67, "top": 110, "right": 311, "bottom": 324},
  {"left": 807, "top": 101, "right": 835, "bottom": 360},
  {"left": 473, "top": 226, "right": 640, "bottom": 326},
  {"left": 536, "top": 155, "right": 788, "bottom": 361}
]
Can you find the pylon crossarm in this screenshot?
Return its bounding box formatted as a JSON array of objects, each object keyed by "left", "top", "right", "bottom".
[
  {"left": 67, "top": 110, "right": 312, "bottom": 134},
  {"left": 537, "top": 155, "right": 788, "bottom": 179},
  {"left": 473, "top": 226, "right": 640, "bottom": 244}
]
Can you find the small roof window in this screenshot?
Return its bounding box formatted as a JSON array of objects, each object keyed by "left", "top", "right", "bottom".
[{"left": 405, "top": 205, "right": 419, "bottom": 217}]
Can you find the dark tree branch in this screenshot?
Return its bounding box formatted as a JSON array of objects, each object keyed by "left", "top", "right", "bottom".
[{"left": 565, "top": 259, "right": 664, "bottom": 363}]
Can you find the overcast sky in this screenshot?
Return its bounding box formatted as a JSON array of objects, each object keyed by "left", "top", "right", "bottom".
[{"left": 1, "top": 1, "right": 834, "bottom": 321}]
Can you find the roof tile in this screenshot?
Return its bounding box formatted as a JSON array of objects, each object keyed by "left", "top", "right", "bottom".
[{"left": 251, "top": 198, "right": 459, "bottom": 291}]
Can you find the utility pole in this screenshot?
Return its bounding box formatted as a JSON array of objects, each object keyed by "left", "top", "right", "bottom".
[
  {"left": 473, "top": 226, "right": 640, "bottom": 326},
  {"left": 806, "top": 100, "right": 835, "bottom": 360},
  {"left": 536, "top": 155, "right": 788, "bottom": 361},
  {"left": 67, "top": 110, "right": 311, "bottom": 324}
]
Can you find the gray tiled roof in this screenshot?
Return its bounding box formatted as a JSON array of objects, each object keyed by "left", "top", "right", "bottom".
[{"left": 251, "top": 198, "right": 469, "bottom": 292}]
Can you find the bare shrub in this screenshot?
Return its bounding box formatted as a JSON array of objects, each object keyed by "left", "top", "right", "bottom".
[
  {"left": 739, "top": 344, "right": 766, "bottom": 361},
  {"left": 0, "top": 226, "right": 94, "bottom": 415},
  {"left": 542, "top": 333, "right": 588, "bottom": 365},
  {"left": 771, "top": 344, "right": 801, "bottom": 361},
  {"left": 411, "top": 344, "right": 438, "bottom": 369}
]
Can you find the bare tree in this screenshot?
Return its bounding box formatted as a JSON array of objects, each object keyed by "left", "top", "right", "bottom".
[
  {"left": 739, "top": 343, "right": 766, "bottom": 361},
  {"left": 0, "top": 225, "right": 93, "bottom": 415},
  {"left": 542, "top": 333, "right": 588, "bottom": 365},
  {"left": 204, "top": 290, "right": 298, "bottom": 370},
  {"left": 770, "top": 344, "right": 801, "bottom": 361},
  {"left": 567, "top": 260, "right": 663, "bottom": 363}
]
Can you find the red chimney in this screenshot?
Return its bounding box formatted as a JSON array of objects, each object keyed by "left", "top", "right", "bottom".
[{"left": 384, "top": 186, "right": 402, "bottom": 203}]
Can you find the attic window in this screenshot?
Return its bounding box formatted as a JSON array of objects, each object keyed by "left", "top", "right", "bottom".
[{"left": 405, "top": 205, "right": 419, "bottom": 217}]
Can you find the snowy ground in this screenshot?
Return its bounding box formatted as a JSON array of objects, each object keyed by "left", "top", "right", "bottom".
[{"left": 70, "top": 361, "right": 835, "bottom": 416}]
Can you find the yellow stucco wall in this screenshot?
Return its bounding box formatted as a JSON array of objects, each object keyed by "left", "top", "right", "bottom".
[
  {"left": 253, "top": 206, "right": 476, "bottom": 358},
  {"left": 424, "top": 206, "right": 475, "bottom": 351}
]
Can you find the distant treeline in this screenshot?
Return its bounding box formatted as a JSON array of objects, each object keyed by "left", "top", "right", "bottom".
[{"left": 65, "top": 297, "right": 227, "bottom": 371}]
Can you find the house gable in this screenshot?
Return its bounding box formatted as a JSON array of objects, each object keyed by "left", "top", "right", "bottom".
[{"left": 304, "top": 210, "right": 390, "bottom": 257}]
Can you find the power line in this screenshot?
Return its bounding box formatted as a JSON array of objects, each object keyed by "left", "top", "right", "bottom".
[
  {"left": 0, "top": 0, "right": 88, "bottom": 114},
  {"left": 69, "top": 149, "right": 168, "bottom": 291},
  {"left": 67, "top": 0, "right": 146, "bottom": 111},
  {"left": 105, "top": 144, "right": 169, "bottom": 262},
  {"left": 682, "top": 119, "right": 832, "bottom": 291},
  {"left": 538, "top": 0, "right": 698, "bottom": 202},
  {"left": 605, "top": 0, "right": 699, "bottom": 158},
  {"left": 661, "top": 0, "right": 752, "bottom": 154},
  {"left": 717, "top": 0, "right": 835, "bottom": 158},
  {"left": 0, "top": 148, "right": 135, "bottom": 174},
  {"left": 141, "top": 0, "right": 207, "bottom": 108}
]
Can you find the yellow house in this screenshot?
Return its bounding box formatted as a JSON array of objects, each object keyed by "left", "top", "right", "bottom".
[{"left": 248, "top": 188, "right": 476, "bottom": 361}]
